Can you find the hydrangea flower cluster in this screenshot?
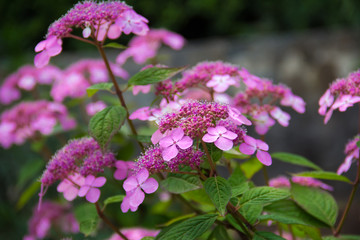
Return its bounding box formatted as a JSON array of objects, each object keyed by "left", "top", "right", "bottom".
[
  {"left": 35, "top": 1, "right": 149, "bottom": 68},
  {"left": 108, "top": 227, "right": 159, "bottom": 240},
  {"left": 116, "top": 28, "right": 185, "bottom": 65},
  {"left": 24, "top": 201, "right": 79, "bottom": 240},
  {"left": 41, "top": 137, "right": 115, "bottom": 186},
  {"left": 0, "top": 101, "right": 75, "bottom": 148},
  {"left": 269, "top": 175, "right": 333, "bottom": 191},
  {"left": 233, "top": 68, "right": 306, "bottom": 135},
  {"left": 51, "top": 59, "right": 128, "bottom": 102},
  {"left": 319, "top": 69, "right": 360, "bottom": 124},
  {"left": 337, "top": 135, "right": 360, "bottom": 175},
  {"left": 0, "top": 65, "right": 62, "bottom": 104},
  {"left": 86, "top": 101, "right": 107, "bottom": 116}
]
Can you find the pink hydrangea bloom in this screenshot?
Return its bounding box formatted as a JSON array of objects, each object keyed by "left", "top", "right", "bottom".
[
  {"left": 78, "top": 175, "right": 106, "bottom": 203},
  {"left": 292, "top": 176, "right": 333, "bottom": 191},
  {"left": 132, "top": 85, "right": 151, "bottom": 95},
  {"left": 0, "top": 101, "right": 76, "bottom": 148},
  {"left": 270, "top": 107, "right": 291, "bottom": 127},
  {"left": 206, "top": 74, "right": 239, "bottom": 93},
  {"left": 239, "top": 135, "right": 272, "bottom": 166},
  {"left": 269, "top": 176, "right": 291, "bottom": 188},
  {"left": 35, "top": 2, "right": 149, "bottom": 67},
  {"left": 57, "top": 173, "right": 85, "bottom": 201},
  {"left": 228, "top": 107, "right": 252, "bottom": 126},
  {"left": 253, "top": 111, "right": 276, "bottom": 135},
  {"left": 202, "top": 126, "right": 237, "bottom": 151},
  {"left": 116, "top": 28, "right": 185, "bottom": 65},
  {"left": 86, "top": 101, "right": 107, "bottom": 116},
  {"left": 337, "top": 135, "right": 360, "bottom": 175},
  {"left": 0, "top": 65, "right": 62, "bottom": 104},
  {"left": 108, "top": 228, "right": 159, "bottom": 240},
  {"left": 114, "top": 160, "right": 135, "bottom": 180},
  {"left": 121, "top": 169, "right": 158, "bottom": 212},
  {"left": 24, "top": 201, "right": 79, "bottom": 240},
  {"left": 159, "top": 128, "right": 193, "bottom": 161},
  {"left": 318, "top": 69, "right": 360, "bottom": 123}
]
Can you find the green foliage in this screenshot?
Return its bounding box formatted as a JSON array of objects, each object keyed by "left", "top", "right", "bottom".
[
  {"left": 155, "top": 214, "right": 218, "bottom": 240},
  {"left": 204, "top": 176, "right": 232, "bottom": 215},
  {"left": 103, "top": 194, "right": 125, "bottom": 208},
  {"left": 240, "top": 157, "right": 263, "bottom": 179},
  {"left": 239, "top": 203, "right": 263, "bottom": 225},
  {"left": 16, "top": 181, "right": 41, "bottom": 210},
  {"left": 74, "top": 203, "right": 99, "bottom": 236},
  {"left": 253, "top": 231, "right": 286, "bottom": 240},
  {"left": 239, "top": 186, "right": 290, "bottom": 206},
  {"left": 204, "top": 143, "right": 223, "bottom": 162},
  {"left": 161, "top": 173, "right": 201, "bottom": 194},
  {"left": 128, "top": 66, "right": 185, "bottom": 86},
  {"left": 261, "top": 200, "right": 328, "bottom": 227},
  {"left": 228, "top": 166, "right": 249, "bottom": 197},
  {"left": 293, "top": 171, "right": 351, "bottom": 183},
  {"left": 86, "top": 83, "right": 114, "bottom": 97},
  {"left": 103, "top": 42, "right": 128, "bottom": 49},
  {"left": 207, "top": 225, "right": 232, "bottom": 240},
  {"left": 271, "top": 152, "right": 322, "bottom": 170},
  {"left": 89, "top": 106, "right": 127, "bottom": 151},
  {"left": 291, "top": 183, "right": 338, "bottom": 227}
]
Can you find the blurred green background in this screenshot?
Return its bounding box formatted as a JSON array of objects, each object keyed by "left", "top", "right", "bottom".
[{"left": 1, "top": 0, "right": 360, "bottom": 239}]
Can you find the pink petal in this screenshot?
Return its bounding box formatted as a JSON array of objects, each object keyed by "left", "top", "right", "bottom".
[
  {"left": 202, "top": 133, "right": 219, "bottom": 143},
  {"left": 159, "top": 136, "right": 174, "bottom": 148},
  {"left": 86, "top": 187, "right": 101, "bottom": 203},
  {"left": 243, "top": 135, "right": 256, "bottom": 147},
  {"left": 63, "top": 186, "right": 79, "bottom": 201},
  {"left": 129, "top": 188, "right": 145, "bottom": 207},
  {"left": 84, "top": 175, "right": 95, "bottom": 185},
  {"left": 92, "top": 177, "right": 106, "bottom": 187},
  {"left": 206, "top": 127, "right": 220, "bottom": 136},
  {"left": 177, "top": 136, "right": 193, "bottom": 149},
  {"left": 123, "top": 176, "right": 139, "bottom": 192},
  {"left": 136, "top": 168, "right": 149, "bottom": 185},
  {"left": 78, "top": 186, "right": 90, "bottom": 197},
  {"left": 114, "top": 169, "right": 127, "bottom": 180},
  {"left": 82, "top": 27, "right": 91, "bottom": 38},
  {"left": 222, "top": 130, "right": 237, "bottom": 140},
  {"left": 239, "top": 142, "right": 256, "bottom": 155},
  {"left": 141, "top": 178, "right": 159, "bottom": 194},
  {"left": 35, "top": 40, "right": 47, "bottom": 52},
  {"left": 162, "top": 144, "right": 179, "bottom": 161},
  {"left": 256, "top": 140, "right": 269, "bottom": 151},
  {"left": 151, "top": 129, "right": 163, "bottom": 144},
  {"left": 256, "top": 150, "right": 272, "bottom": 166},
  {"left": 121, "top": 196, "right": 131, "bottom": 213},
  {"left": 171, "top": 128, "right": 184, "bottom": 142},
  {"left": 215, "top": 137, "right": 234, "bottom": 151},
  {"left": 57, "top": 180, "right": 71, "bottom": 192},
  {"left": 107, "top": 24, "right": 121, "bottom": 39},
  {"left": 34, "top": 51, "right": 50, "bottom": 68}
]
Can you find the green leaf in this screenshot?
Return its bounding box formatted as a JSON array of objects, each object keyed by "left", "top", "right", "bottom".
[
  {"left": 103, "top": 194, "right": 125, "bottom": 208},
  {"left": 357, "top": 140, "right": 360, "bottom": 149},
  {"left": 181, "top": 189, "right": 214, "bottom": 207},
  {"left": 239, "top": 186, "right": 290, "bottom": 206},
  {"left": 254, "top": 231, "right": 286, "bottom": 240},
  {"left": 16, "top": 181, "right": 41, "bottom": 210},
  {"left": 89, "top": 106, "right": 127, "bottom": 151},
  {"left": 86, "top": 82, "right": 114, "bottom": 97},
  {"left": 204, "top": 176, "right": 232, "bottom": 215},
  {"left": 231, "top": 182, "right": 249, "bottom": 197},
  {"left": 223, "top": 148, "right": 249, "bottom": 160},
  {"left": 324, "top": 235, "right": 360, "bottom": 240},
  {"left": 155, "top": 214, "right": 218, "bottom": 240},
  {"left": 103, "top": 42, "right": 127, "bottom": 49},
  {"left": 293, "top": 171, "right": 351, "bottom": 183},
  {"left": 240, "top": 157, "right": 263, "bottom": 179},
  {"left": 141, "top": 237, "right": 155, "bottom": 240},
  {"left": 205, "top": 143, "right": 223, "bottom": 162},
  {"left": 75, "top": 203, "right": 99, "bottom": 236},
  {"left": 291, "top": 183, "right": 338, "bottom": 227},
  {"left": 16, "top": 159, "right": 44, "bottom": 190},
  {"left": 239, "top": 204, "right": 263, "bottom": 224},
  {"left": 261, "top": 200, "right": 328, "bottom": 227},
  {"left": 294, "top": 225, "right": 322, "bottom": 240},
  {"left": 128, "top": 66, "right": 186, "bottom": 86},
  {"left": 134, "top": 135, "right": 152, "bottom": 143},
  {"left": 159, "top": 213, "right": 196, "bottom": 227},
  {"left": 161, "top": 173, "right": 201, "bottom": 194},
  {"left": 208, "top": 225, "right": 232, "bottom": 240},
  {"left": 271, "top": 152, "right": 322, "bottom": 171},
  {"left": 228, "top": 166, "right": 248, "bottom": 196}
]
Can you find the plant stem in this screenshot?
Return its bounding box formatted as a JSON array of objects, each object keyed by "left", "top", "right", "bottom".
[
  {"left": 227, "top": 203, "right": 253, "bottom": 239},
  {"left": 95, "top": 202, "right": 129, "bottom": 240},
  {"left": 201, "top": 141, "right": 217, "bottom": 177},
  {"left": 288, "top": 224, "right": 296, "bottom": 240},
  {"left": 95, "top": 43, "right": 144, "bottom": 151},
  {"left": 260, "top": 135, "right": 270, "bottom": 185},
  {"left": 334, "top": 159, "right": 360, "bottom": 236}
]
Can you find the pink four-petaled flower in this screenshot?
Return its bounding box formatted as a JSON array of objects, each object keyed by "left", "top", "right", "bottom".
[
  {"left": 206, "top": 74, "right": 238, "bottom": 93},
  {"left": 202, "top": 126, "right": 237, "bottom": 151},
  {"left": 228, "top": 107, "right": 252, "bottom": 126},
  {"left": 121, "top": 169, "right": 158, "bottom": 213},
  {"left": 78, "top": 175, "right": 106, "bottom": 203},
  {"left": 57, "top": 174, "right": 85, "bottom": 201},
  {"left": 239, "top": 135, "right": 272, "bottom": 166},
  {"left": 34, "top": 36, "right": 63, "bottom": 68},
  {"left": 159, "top": 128, "right": 193, "bottom": 161}
]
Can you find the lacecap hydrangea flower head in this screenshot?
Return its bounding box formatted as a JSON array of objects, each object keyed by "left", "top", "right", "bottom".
[{"left": 34, "top": 1, "right": 149, "bottom": 68}]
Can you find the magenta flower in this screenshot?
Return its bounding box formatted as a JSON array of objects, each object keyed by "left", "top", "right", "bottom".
[
  {"left": 57, "top": 174, "right": 85, "bottom": 201},
  {"left": 228, "top": 107, "right": 252, "bottom": 126},
  {"left": 121, "top": 169, "right": 158, "bottom": 212},
  {"left": 337, "top": 136, "right": 360, "bottom": 175},
  {"left": 86, "top": 101, "right": 107, "bottom": 116},
  {"left": 115, "top": 9, "right": 149, "bottom": 36},
  {"left": 159, "top": 128, "right": 193, "bottom": 161},
  {"left": 206, "top": 74, "right": 238, "bottom": 93},
  {"left": 269, "top": 176, "right": 290, "bottom": 188},
  {"left": 239, "top": 135, "right": 272, "bottom": 166},
  {"left": 318, "top": 89, "right": 334, "bottom": 115},
  {"left": 280, "top": 92, "right": 306, "bottom": 114},
  {"left": 332, "top": 95, "right": 360, "bottom": 112},
  {"left": 34, "top": 36, "right": 63, "bottom": 68},
  {"left": 114, "top": 160, "right": 135, "bottom": 180},
  {"left": 292, "top": 176, "right": 333, "bottom": 191},
  {"left": 108, "top": 228, "right": 160, "bottom": 240},
  {"left": 78, "top": 175, "right": 106, "bottom": 203},
  {"left": 253, "top": 111, "right": 275, "bottom": 135},
  {"left": 202, "top": 126, "right": 237, "bottom": 151},
  {"left": 270, "top": 107, "right": 290, "bottom": 127}
]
